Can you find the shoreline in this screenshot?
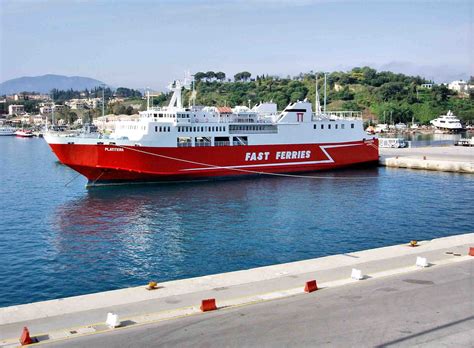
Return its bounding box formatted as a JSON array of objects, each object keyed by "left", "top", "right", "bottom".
[{"left": 1, "top": 233, "right": 473, "bottom": 346}]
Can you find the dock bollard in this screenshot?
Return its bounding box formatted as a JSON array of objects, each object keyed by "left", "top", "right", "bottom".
[
  {"left": 200, "top": 298, "right": 217, "bottom": 312},
  {"left": 469, "top": 247, "right": 474, "bottom": 256},
  {"left": 304, "top": 280, "right": 318, "bottom": 293},
  {"left": 146, "top": 281, "right": 158, "bottom": 290},
  {"left": 351, "top": 268, "right": 363, "bottom": 280},
  {"left": 409, "top": 240, "right": 418, "bottom": 247},
  {"left": 416, "top": 256, "right": 429, "bottom": 268}
]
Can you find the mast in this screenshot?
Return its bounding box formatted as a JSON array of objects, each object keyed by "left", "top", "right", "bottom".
[
  {"left": 50, "top": 93, "right": 53, "bottom": 130},
  {"left": 102, "top": 86, "right": 105, "bottom": 118},
  {"left": 315, "top": 73, "right": 321, "bottom": 114},
  {"left": 146, "top": 88, "right": 150, "bottom": 111},
  {"left": 323, "top": 73, "right": 327, "bottom": 114}
]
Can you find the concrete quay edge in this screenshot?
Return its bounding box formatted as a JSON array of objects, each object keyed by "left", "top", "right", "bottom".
[
  {"left": 1, "top": 232, "right": 473, "bottom": 328},
  {"left": 380, "top": 156, "right": 474, "bottom": 173}
]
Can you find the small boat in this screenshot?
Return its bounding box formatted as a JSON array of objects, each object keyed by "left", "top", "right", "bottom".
[
  {"left": 395, "top": 123, "right": 407, "bottom": 131},
  {"left": 15, "top": 129, "right": 34, "bottom": 137},
  {"left": 375, "top": 124, "right": 388, "bottom": 133},
  {"left": 0, "top": 126, "right": 16, "bottom": 136}
]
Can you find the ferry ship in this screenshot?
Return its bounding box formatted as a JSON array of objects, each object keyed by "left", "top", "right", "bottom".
[
  {"left": 0, "top": 126, "right": 16, "bottom": 136},
  {"left": 44, "top": 76, "right": 379, "bottom": 186}
]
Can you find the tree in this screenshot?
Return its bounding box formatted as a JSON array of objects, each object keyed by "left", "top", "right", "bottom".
[
  {"left": 67, "top": 111, "right": 78, "bottom": 124},
  {"left": 215, "top": 72, "right": 226, "bottom": 81},
  {"left": 194, "top": 72, "right": 206, "bottom": 82},
  {"left": 234, "top": 71, "right": 251, "bottom": 82},
  {"left": 205, "top": 71, "right": 216, "bottom": 81},
  {"left": 378, "top": 82, "right": 406, "bottom": 101},
  {"left": 125, "top": 106, "right": 134, "bottom": 115},
  {"left": 115, "top": 87, "right": 142, "bottom": 98}
]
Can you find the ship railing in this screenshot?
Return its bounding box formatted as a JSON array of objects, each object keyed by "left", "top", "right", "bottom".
[
  {"left": 177, "top": 142, "right": 193, "bottom": 147},
  {"left": 194, "top": 142, "right": 212, "bottom": 147},
  {"left": 214, "top": 141, "right": 231, "bottom": 146},
  {"left": 312, "top": 111, "right": 362, "bottom": 121}
]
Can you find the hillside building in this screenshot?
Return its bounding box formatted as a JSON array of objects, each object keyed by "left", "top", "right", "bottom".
[
  {"left": 8, "top": 104, "right": 25, "bottom": 115},
  {"left": 448, "top": 80, "right": 473, "bottom": 94}
]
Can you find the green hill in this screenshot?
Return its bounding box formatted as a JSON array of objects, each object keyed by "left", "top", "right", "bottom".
[{"left": 172, "top": 67, "right": 474, "bottom": 124}]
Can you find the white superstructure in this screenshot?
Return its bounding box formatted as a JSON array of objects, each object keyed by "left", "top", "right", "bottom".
[{"left": 0, "top": 126, "right": 16, "bottom": 136}]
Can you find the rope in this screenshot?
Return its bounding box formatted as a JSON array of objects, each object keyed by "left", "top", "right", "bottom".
[
  {"left": 90, "top": 170, "right": 105, "bottom": 185},
  {"left": 115, "top": 144, "right": 380, "bottom": 180},
  {"left": 64, "top": 172, "right": 83, "bottom": 187}
]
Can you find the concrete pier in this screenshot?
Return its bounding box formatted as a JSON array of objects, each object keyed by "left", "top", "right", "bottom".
[
  {"left": 379, "top": 146, "right": 474, "bottom": 173},
  {"left": 0, "top": 233, "right": 473, "bottom": 347}
]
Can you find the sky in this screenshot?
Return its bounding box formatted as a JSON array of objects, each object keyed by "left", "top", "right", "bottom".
[{"left": 0, "top": 0, "right": 472, "bottom": 90}]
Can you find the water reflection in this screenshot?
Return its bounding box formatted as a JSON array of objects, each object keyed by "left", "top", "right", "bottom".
[
  {"left": 38, "top": 166, "right": 474, "bottom": 305},
  {"left": 50, "top": 168, "right": 384, "bottom": 280}
]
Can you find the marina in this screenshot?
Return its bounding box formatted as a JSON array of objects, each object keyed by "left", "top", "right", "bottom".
[
  {"left": 1, "top": 1, "right": 473, "bottom": 346},
  {"left": 0, "top": 136, "right": 473, "bottom": 309}
]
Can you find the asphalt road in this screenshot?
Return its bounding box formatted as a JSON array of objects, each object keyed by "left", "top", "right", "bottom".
[{"left": 46, "top": 260, "right": 474, "bottom": 348}]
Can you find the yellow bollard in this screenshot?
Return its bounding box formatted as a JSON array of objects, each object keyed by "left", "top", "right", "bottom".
[
  {"left": 410, "top": 240, "right": 418, "bottom": 247},
  {"left": 146, "top": 281, "right": 158, "bottom": 290}
]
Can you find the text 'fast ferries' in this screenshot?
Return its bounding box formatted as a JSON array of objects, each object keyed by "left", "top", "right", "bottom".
[{"left": 245, "top": 150, "right": 311, "bottom": 161}]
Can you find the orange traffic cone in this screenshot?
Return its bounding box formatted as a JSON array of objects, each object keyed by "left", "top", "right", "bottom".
[{"left": 19, "top": 327, "right": 33, "bottom": 345}]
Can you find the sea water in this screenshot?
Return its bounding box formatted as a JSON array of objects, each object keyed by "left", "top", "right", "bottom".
[{"left": 0, "top": 136, "right": 473, "bottom": 306}]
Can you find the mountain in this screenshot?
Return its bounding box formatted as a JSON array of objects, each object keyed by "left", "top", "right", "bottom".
[{"left": 0, "top": 74, "right": 107, "bottom": 95}]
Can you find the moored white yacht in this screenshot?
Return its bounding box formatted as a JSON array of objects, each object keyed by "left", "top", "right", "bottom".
[{"left": 430, "top": 111, "right": 463, "bottom": 132}]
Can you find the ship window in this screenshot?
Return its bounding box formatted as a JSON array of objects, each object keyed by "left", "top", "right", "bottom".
[
  {"left": 168, "top": 127, "right": 170, "bottom": 132},
  {"left": 155, "top": 126, "right": 158, "bottom": 132},
  {"left": 214, "top": 136, "right": 230, "bottom": 146},
  {"left": 159, "top": 127, "right": 162, "bottom": 132},
  {"left": 335, "top": 124, "right": 338, "bottom": 129},
  {"left": 341, "top": 124, "right": 345, "bottom": 129},
  {"left": 159, "top": 113, "right": 163, "bottom": 117},
  {"left": 321, "top": 124, "right": 324, "bottom": 129},
  {"left": 351, "top": 123, "right": 354, "bottom": 128},
  {"left": 313, "top": 124, "right": 316, "bottom": 129},
  {"left": 177, "top": 137, "right": 192, "bottom": 147},
  {"left": 328, "top": 124, "right": 331, "bottom": 129}
]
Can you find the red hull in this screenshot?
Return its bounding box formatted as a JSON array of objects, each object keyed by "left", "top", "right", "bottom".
[{"left": 48, "top": 139, "right": 379, "bottom": 186}]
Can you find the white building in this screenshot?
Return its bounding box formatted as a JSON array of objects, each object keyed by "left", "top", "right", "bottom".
[
  {"left": 39, "top": 103, "right": 64, "bottom": 115},
  {"left": 32, "top": 114, "right": 45, "bottom": 125},
  {"left": 420, "top": 83, "right": 434, "bottom": 89},
  {"left": 8, "top": 104, "right": 25, "bottom": 115},
  {"left": 66, "top": 99, "right": 86, "bottom": 110},
  {"left": 86, "top": 98, "right": 103, "bottom": 109},
  {"left": 448, "top": 80, "right": 473, "bottom": 94}
]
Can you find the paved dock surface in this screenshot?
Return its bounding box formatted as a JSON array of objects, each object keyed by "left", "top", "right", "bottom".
[
  {"left": 1, "top": 234, "right": 473, "bottom": 347},
  {"left": 380, "top": 146, "right": 474, "bottom": 173},
  {"left": 44, "top": 260, "right": 474, "bottom": 347}
]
